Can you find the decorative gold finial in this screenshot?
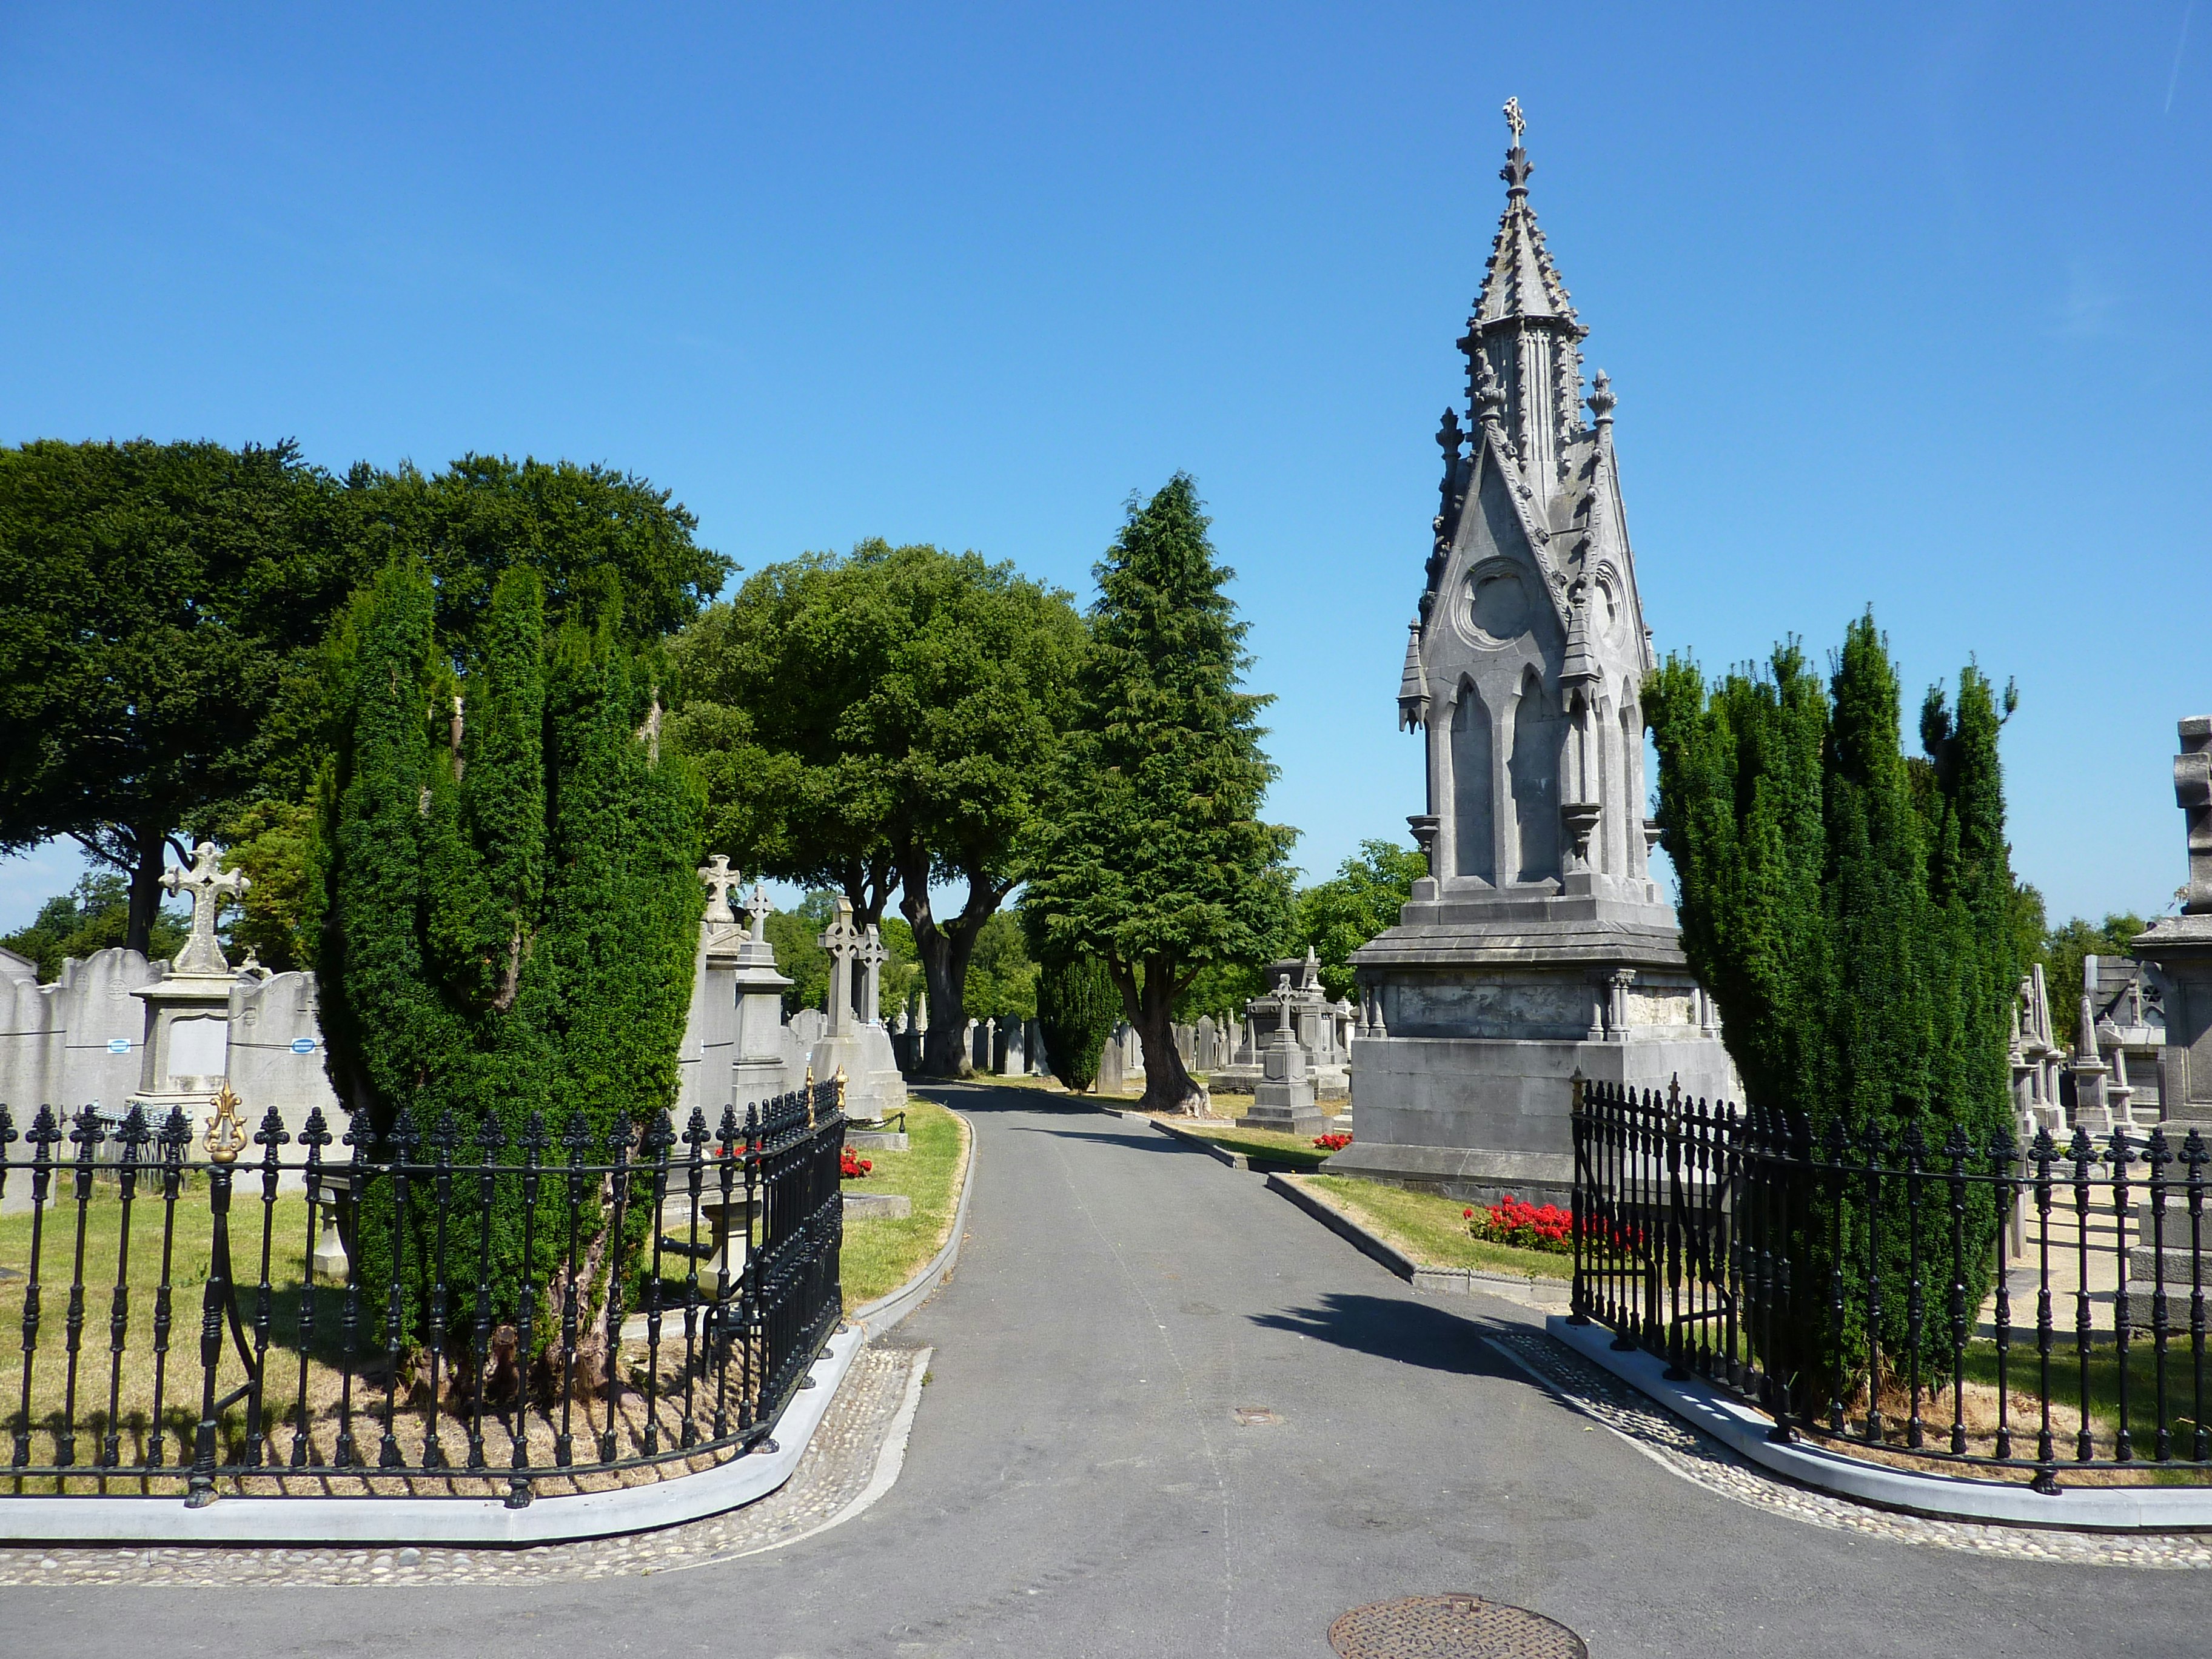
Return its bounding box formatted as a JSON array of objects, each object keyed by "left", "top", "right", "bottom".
[
  {"left": 1504, "top": 96, "right": 1525, "bottom": 149},
  {"left": 834, "top": 1066, "right": 848, "bottom": 1112},
  {"left": 205, "top": 1084, "right": 248, "bottom": 1164}
]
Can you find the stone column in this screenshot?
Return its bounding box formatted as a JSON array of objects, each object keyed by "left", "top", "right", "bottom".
[{"left": 732, "top": 882, "right": 796, "bottom": 1109}]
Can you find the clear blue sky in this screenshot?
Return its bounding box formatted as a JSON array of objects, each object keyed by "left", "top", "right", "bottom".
[{"left": 2, "top": 3, "right": 2205, "bottom": 931}]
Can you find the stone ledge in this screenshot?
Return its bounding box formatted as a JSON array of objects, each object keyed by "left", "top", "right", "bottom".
[
  {"left": 1548, "top": 1315, "right": 2212, "bottom": 1530},
  {"left": 1263, "top": 1173, "right": 1569, "bottom": 1309}
]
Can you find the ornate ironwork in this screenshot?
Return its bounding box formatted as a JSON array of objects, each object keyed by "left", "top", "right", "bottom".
[
  {"left": 1572, "top": 1078, "right": 2212, "bottom": 1489},
  {"left": 0, "top": 1079, "right": 845, "bottom": 1503}
]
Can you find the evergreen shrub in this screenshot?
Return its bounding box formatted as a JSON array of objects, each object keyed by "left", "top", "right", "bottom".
[
  {"left": 1645, "top": 613, "right": 2020, "bottom": 1409},
  {"left": 1036, "top": 956, "right": 1118, "bottom": 1093},
  {"left": 315, "top": 558, "right": 702, "bottom": 1359}
]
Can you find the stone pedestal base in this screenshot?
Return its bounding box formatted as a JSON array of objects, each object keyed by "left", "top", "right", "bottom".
[{"left": 1331, "top": 1032, "right": 1738, "bottom": 1208}]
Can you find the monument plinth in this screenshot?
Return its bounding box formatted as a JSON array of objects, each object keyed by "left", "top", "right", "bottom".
[
  {"left": 1336, "top": 105, "right": 1737, "bottom": 1207},
  {"left": 130, "top": 842, "right": 250, "bottom": 1119},
  {"left": 2133, "top": 716, "right": 2212, "bottom": 1118}
]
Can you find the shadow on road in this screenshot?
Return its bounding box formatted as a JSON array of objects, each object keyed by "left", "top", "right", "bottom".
[
  {"left": 1250, "top": 1293, "right": 1532, "bottom": 1382},
  {"left": 909, "top": 1081, "right": 1104, "bottom": 1117}
]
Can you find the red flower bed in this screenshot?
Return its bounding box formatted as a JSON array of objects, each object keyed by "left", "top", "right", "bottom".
[
  {"left": 840, "top": 1147, "right": 873, "bottom": 1180},
  {"left": 1467, "top": 1193, "right": 1572, "bottom": 1253},
  {"left": 1312, "top": 1132, "right": 1352, "bottom": 1152},
  {"left": 1467, "top": 1193, "right": 1643, "bottom": 1254}
]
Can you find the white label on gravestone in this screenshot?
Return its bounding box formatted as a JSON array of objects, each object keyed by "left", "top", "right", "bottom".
[
  {"left": 167, "top": 1016, "right": 229, "bottom": 1082},
  {"left": 107, "top": 1037, "right": 131, "bottom": 1054},
  {"left": 290, "top": 1037, "right": 317, "bottom": 1054}
]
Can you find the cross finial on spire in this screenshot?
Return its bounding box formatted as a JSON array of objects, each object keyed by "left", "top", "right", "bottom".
[{"left": 1503, "top": 97, "right": 1525, "bottom": 149}]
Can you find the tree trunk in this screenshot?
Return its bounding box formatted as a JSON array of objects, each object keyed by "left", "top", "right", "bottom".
[
  {"left": 900, "top": 857, "right": 1009, "bottom": 1079},
  {"left": 125, "top": 822, "right": 167, "bottom": 959},
  {"left": 1117, "top": 953, "right": 1204, "bottom": 1114}
]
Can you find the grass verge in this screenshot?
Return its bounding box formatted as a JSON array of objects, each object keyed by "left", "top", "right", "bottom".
[
  {"left": 1298, "top": 1174, "right": 1572, "bottom": 1281},
  {"left": 839, "top": 1098, "right": 969, "bottom": 1310}
]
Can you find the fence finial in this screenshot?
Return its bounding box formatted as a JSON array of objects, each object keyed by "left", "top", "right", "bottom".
[{"left": 204, "top": 1084, "right": 248, "bottom": 1164}]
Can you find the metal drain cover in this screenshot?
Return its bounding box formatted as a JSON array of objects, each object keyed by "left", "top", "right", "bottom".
[{"left": 1328, "top": 1594, "right": 1587, "bottom": 1659}]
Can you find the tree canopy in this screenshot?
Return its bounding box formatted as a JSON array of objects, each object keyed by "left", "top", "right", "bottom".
[
  {"left": 0, "top": 440, "right": 727, "bottom": 964},
  {"left": 671, "top": 540, "right": 1084, "bottom": 1073},
  {"left": 1293, "top": 838, "right": 1426, "bottom": 1003},
  {"left": 0, "top": 438, "right": 366, "bottom": 953},
  {"left": 1019, "top": 475, "right": 1295, "bottom": 1111}
]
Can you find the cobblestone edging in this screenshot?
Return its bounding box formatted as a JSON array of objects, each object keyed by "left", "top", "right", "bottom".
[
  {"left": 0, "top": 1342, "right": 930, "bottom": 1587},
  {"left": 1486, "top": 1324, "right": 2212, "bottom": 1568}
]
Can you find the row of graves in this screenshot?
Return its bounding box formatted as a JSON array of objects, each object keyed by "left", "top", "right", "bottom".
[{"left": 0, "top": 853, "right": 910, "bottom": 1215}]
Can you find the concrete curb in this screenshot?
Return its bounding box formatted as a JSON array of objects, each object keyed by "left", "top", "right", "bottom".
[
  {"left": 0, "top": 1324, "right": 865, "bottom": 1547},
  {"left": 1264, "top": 1174, "right": 1571, "bottom": 1309},
  {"left": 848, "top": 1108, "right": 977, "bottom": 1339},
  {"left": 0, "top": 1107, "right": 980, "bottom": 1548},
  {"left": 1146, "top": 1115, "right": 1252, "bottom": 1169},
  {"left": 1547, "top": 1315, "right": 2212, "bottom": 1530}
]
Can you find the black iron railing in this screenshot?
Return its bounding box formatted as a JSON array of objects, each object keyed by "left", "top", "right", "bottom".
[
  {"left": 1570, "top": 1077, "right": 2212, "bottom": 1491},
  {"left": 0, "top": 1079, "right": 845, "bottom": 1506}
]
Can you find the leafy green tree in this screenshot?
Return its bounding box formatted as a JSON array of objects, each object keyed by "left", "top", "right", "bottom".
[
  {"left": 963, "top": 910, "right": 1038, "bottom": 1022},
  {"left": 1019, "top": 476, "right": 1295, "bottom": 1112},
  {"left": 317, "top": 557, "right": 702, "bottom": 1371},
  {"left": 1036, "top": 956, "right": 1118, "bottom": 1092},
  {"left": 1294, "top": 838, "right": 1427, "bottom": 1002},
  {"left": 0, "top": 439, "right": 367, "bottom": 954},
  {"left": 1645, "top": 612, "right": 2020, "bottom": 1406},
  {"left": 342, "top": 454, "right": 729, "bottom": 662},
  {"left": 672, "top": 540, "right": 1084, "bottom": 1075},
  {"left": 215, "top": 798, "right": 318, "bottom": 972},
  {"left": 765, "top": 891, "right": 836, "bottom": 1017},
  {"left": 0, "top": 872, "right": 186, "bottom": 982}
]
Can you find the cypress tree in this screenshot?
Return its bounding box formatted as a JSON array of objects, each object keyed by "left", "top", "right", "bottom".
[
  {"left": 317, "top": 557, "right": 703, "bottom": 1369},
  {"left": 1647, "top": 612, "right": 2019, "bottom": 1408},
  {"left": 1019, "top": 475, "right": 1295, "bottom": 1113},
  {"left": 1035, "top": 956, "right": 1118, "bottom": 1093}
]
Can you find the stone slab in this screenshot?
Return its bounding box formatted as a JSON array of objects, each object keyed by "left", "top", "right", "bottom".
[{"left": 842, "top": 1191, "right": 912, "bottom": 1220}]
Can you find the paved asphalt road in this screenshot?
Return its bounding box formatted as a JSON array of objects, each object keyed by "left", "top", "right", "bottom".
[{"left": 6, "top": 1084, "right": 2202, "bottom": 1657}]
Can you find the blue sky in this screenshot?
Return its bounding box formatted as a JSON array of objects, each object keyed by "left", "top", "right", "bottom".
[{"left": 2, "top": 3, "right": 2205, "bottom": 932}]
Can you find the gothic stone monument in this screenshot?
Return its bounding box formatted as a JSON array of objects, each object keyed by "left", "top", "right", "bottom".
[
  {"left": 2134, "top": 715, "right": 2212, "bottom": 1120},
  {"left": 1337, "top": 102, "right": 1738, "bottom": 1207}
]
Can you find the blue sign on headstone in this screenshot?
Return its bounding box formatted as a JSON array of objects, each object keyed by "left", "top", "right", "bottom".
[
  {"left": 107, "top": 1037, "right": 131, "bottom": 1054},
  {"left": 290, "top": 1037, "right": 317, "bottom": 1054}
]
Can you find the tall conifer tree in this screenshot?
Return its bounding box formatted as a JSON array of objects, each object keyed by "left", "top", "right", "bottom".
[
  {"left": 1646, "top": 612, "right": 2019, "bottom": 1404},
  {"left": 317, "top": 557, "right": 702, "bottom": 1374},
  {"left": 1020, "top": 475, "right": 1294, "bottom": 1113}
]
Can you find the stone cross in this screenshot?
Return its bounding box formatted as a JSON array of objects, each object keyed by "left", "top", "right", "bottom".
[
  {"left": 745, "top": 882, "right": 774, "bottom": 943},
  {"left": 1503, "top": 96, "right": 1525, "bottom": 147},
  {"left": 856, "top": 923, "right": 888, "bottom": 1025},
  {"left": 698, "top": 854, "right": 739, "bottom": 925},
  {"left": 163, "top": 840, "right": 249, "bottom": 977},
  {"left": 817, "top": 896, "right": 863, "bottom": 1037},
  {"left": 2177, "top": 716, "right": 2212, "bottom": 915}
]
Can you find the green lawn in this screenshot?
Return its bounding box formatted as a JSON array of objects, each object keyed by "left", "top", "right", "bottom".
[
  {"left": 1957, "top": 1335, "right": 2212, "bottom": 1468},
  {"left": 839, "top": 1098, "right": 969, "bottom": 1310},
  {"left": 1298, "top": 1174, "right": 1573, "bottom": 1281}
]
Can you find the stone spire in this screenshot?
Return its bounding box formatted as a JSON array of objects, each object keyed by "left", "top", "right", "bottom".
[{"left": 1459, "top": 98, "right": 1587, "bottom": 489}]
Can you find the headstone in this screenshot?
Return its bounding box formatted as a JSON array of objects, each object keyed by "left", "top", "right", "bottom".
[
  {"left": 729, "top": 882, "right": 799, "bottom": 1108},
  {"left": 677, "top": 856, "right": 745, "bottom": 1119},
  {"left": 226, "top": 971, "right": 343, "bottom": 1191},
  {"left": 130, "top": 842, "right": 250, "bottom": 1124},
  {"left": 1240, "top": 973, "right": 1323, "bottom": 1135},
  {"left": 1027, "top": 1017, "right": 1051, "bottom": 1077},
  {"left": 1000, "top": 1017, "right": 1025, "bottom": 1076},
  {"left": 1096, "top": 1030, "right": 1124, "bottom": 1096},
  {"left": 1195, "top": 1015, "right": 1218, "bottom": 1071}
]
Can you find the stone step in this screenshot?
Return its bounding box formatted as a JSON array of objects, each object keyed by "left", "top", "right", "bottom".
[{"left": 843, "top": 1190, "right": 911, "bottom": 1221}]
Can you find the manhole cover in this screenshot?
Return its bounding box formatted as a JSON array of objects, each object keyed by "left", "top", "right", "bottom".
[
  {"left": 1329, "top": 1594, "right": 1587, "bottom": 1659},
  {"left": 1232, "top": 1406, "right": 1282, "bottom": 1426}
]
